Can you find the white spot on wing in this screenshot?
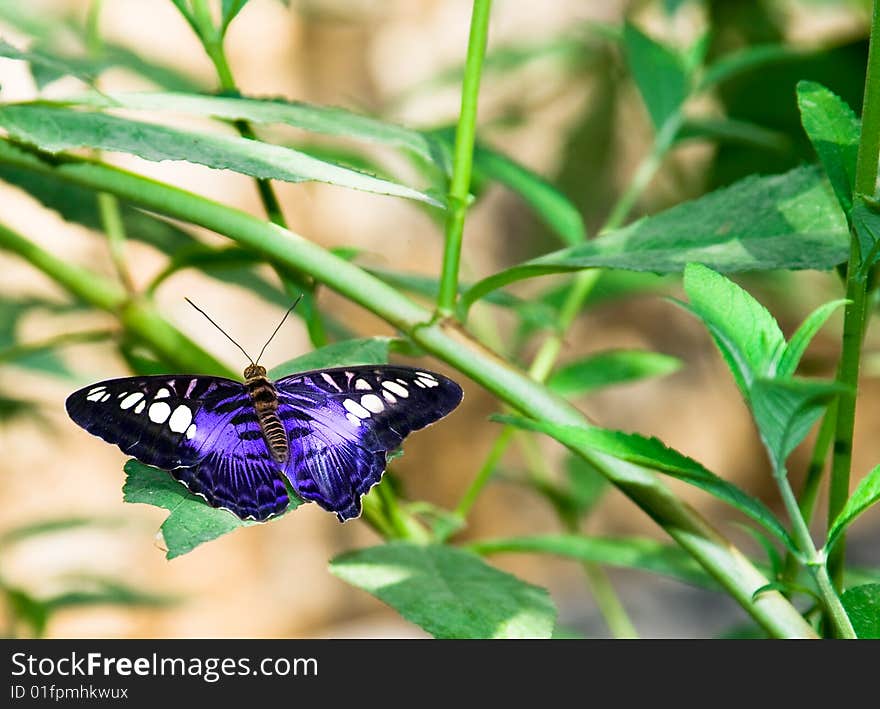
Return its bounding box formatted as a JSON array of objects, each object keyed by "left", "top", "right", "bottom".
[
  {"left": 419, "top": 377, "right": 439, "bottom": 388},
  {"left": 155, "top": 387, "right": 171, "bottom": 399},
  {"left": 361, "top": 394, "right": 384, "bottom": 413},
  {"left": 88, "top": 386, "right": 106, "bottom": 395},
  {"left": 320, "top": 372, "right": 342, "bottom": 391},
  {"left": 355, "top": 379, "right": 371, "bottom": 391},
  {"left": 383, "top": 391, "right": 397, "bottom": 404},
  {"left": 86, "top": 391, "right": 105, "bottom": 402},
  {"left": 135, "top": 401, "right": 146, "bottom": 414},
  {"left": 186, "top": 423, "right": 197, "bottom": 439},
  {"left": 414, "top": 379, "right": 426, "bottom": 388},
  {"left": 343, "top": 398, "right": 371, "bottom": 419},
  {"left": 382, "top": 381, "right": 409, "bottom": 398},
  {"left": 148, "top": 401, "right": 171, "bottom": 424},
  {"left": 120, "top": 392, "right": 143, "bottom": 410},
  {"left": 168, "top": 405, "right": 193, "bottom": 433},
  {"left": 100, "top": 392, "right": 112, "bottom": 402},
  {"left": 346, "top": 412, "right": 361, "bottom": 427},
  {"left": 416, "top": 371, "right": 437, "bottom": 381}
]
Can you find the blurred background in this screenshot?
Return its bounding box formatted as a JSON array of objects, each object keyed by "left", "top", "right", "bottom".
[{"left": 2, "top": 0, "right": 880, "bottom": 638}]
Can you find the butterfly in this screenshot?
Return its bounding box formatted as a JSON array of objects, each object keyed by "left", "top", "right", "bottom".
[{"left": 65, "top": 301, "right": 463, "bottom": 523}]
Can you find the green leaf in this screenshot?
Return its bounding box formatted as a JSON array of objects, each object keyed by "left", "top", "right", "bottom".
[
  {"left": 841, "top": 584, "right": 880, "bottom": 639},
  {"left": 562, "top": 454, "right": 608, "bottom": 518},
  {"left": 0, "top": 38, "right": 94, "bottom": 86},
  {"left": 547, "top": 349, "right": 681, "bottom": 396},
  {"left": 122, "top": 459, "right": 300, "bottom": 559},
  {"left": 68, "top": 92, "right": 440, "bottom": 166},
  {"left": 496, "top": 414, "right": 796, "bottom": 550},
  {"left": 826, "top": 463, "right": 880, "bottom": 552},
  {"left": 473, "top": 142, "right": 586, "bottom": 246},
  {"left": 623, "top": 22, "right": 690, "bottom": 131},
  {"left": 221, "top": 0, "right": 250, "bottom": 35},
  {"left": 459, "top": 166, "right": 848, "bottom": 315},
  {"left": 699, "top": 44, "right": 806, "bottom": 90},
  {"left": 852, "top": 196, "right": 880, "bottom": 275},
  {"left": 681, "top": 262, "right": 785, "bottom": 394},
  {"left": 749, "top": 377, "right": 843, "bottom": 474},
  {"left": 796, "top": 81, "right": 860, "bottom": 215},
  {"left": 329, "top": 542, "right": 557, "bottom": 638},
  {"left": 268, "top": 337, "right": 392, "bottom": 379},
  {"left": 531, "top": 454, "right": 608, "bottom": 526},
  {"left": 0, "top": 104, "right": 442, "bottom": 207},
  {"left": 469, "top": 534, "right": 716, "bottom": 589},
  {"left": 3, "top": 587, "right": 49, "bottom": 636},
  {"left": 776, "top": 299, "right": 847, "bottom": 378},
  {"left": 677, "top": 116, "right": 791, "bottom": 153}
]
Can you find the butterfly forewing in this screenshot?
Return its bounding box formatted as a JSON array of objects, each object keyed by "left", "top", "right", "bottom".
[
  {"left": 275, "top": 366, "right": 463, "bottom": 520},
  {"left": 67, "top": 366, "right": 462, "bottom": 523},
  {"left": 66, "top": 375, "right": 289, "bottom": 520}
]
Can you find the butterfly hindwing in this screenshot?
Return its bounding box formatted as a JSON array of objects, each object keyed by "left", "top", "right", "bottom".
[
  {"left": 66, "top": 375, "right": 289, "bottom": 520},
  {"left": 275, "top": 365, "right": 463, "bottom": 520}
]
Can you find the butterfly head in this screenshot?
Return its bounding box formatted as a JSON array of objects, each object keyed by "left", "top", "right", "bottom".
[{"left": 243, "top": 364, "right": 267, "bottom": 381}]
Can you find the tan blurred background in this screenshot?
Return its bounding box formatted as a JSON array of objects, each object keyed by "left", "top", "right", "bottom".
[{"left": 1, "top": 0, "right": 879, "bottom": 638}]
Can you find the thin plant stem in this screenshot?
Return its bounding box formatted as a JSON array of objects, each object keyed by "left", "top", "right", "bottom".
[
  {"left": 828, "top": 0, "right": 880, "bottom": 586},
  {"left": 775, "top": 470, "right": 855, "bottom": 638},
  {"left": 86, "top": 0, "right": 134, "bottom": 296},
  {"left": 782, "top": 401, "right": 837, "bottom": 584},
  {"left": 518, "top": 429, "right": 638, "bottom": 638},
  {"left": 0, "top": 140, "right": 819, "bottom": 637},
  {"left": 97, "top": 192, "right": 135, "bottom": 294},
  {"left": 453, "top": 111, "right": 676, "bottom": 520},
  {"left": 436, "top": 0, "right": 492, "bottom": 316}
]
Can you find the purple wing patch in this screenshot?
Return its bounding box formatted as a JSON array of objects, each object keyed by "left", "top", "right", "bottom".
[
  {"left": 276, "top": 366, "right": 463, "bottom": 520},
  {"left": 66, "top": 375, "right": 288, "bottom": 521},
  {"left": 66, "top": 365, "right": 462, "bottom": 523}
]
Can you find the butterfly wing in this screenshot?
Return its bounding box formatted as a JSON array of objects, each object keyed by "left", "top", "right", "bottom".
[
  {"left": 275, "top": 366, "right": 463, "bottom": 521},
  {"left": 66, "top": 375, "right": 289, "bottom": 520}
]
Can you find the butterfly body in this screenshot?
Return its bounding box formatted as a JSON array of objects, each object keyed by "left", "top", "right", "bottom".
[
  {"left": 66, "top": 364, "right": 462, "bottom": 523},
  {"left": 243, "top": 364, "right": 288, "bottom": 464}
]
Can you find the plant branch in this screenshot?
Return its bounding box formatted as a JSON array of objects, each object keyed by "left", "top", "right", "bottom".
[
  {"left": 775, "top": 470, "right": 855, "bottom": 638},
  {"left": 436, "top": 0, "right": 492, "bottom": 316},
  {"left": 0, "top": 140, "right": 815, "bottom": 637},
  {"left": 0, "top": 139, "right": 818, "bottom": 637},
  {"left": 0, "top": 216, "right": 233, "bottom": 377},
  {"left": 828, "top": 0, "right": 880, "bottom": 586}
]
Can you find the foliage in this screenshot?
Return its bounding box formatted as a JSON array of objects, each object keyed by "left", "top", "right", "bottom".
[{"left": 2, "top": 0, "right": 880, "bottom": 640}]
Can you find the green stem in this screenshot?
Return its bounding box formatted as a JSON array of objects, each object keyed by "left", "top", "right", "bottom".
[
  {"left": 454, "top": 425, "right": 514, "bottom": 520},
  {"left": 452, "top": 112, "right": 675, "bottom": 524},
  {"left": 0, "top": 140, "right": 818, "bottom": 637},
  {"left": 813, "top": 562, "right": 857, "bottom": 638},
  {"left": 96, "top": 192, "right": 134, "bottom": 293},
  {"left": 0, "top": 217, "right": 232, "bottom": 377},
  {"left": 829, "top": 0, "right": 880, "bottom": 588},
  {"left": 782, "top": 402, "right": 837, "bottom": 584},
  {"left": 776, "top": 470, "right": 855, "bottom": 638},
  {"left": 579, "top": 556, "right": 639, "bottom": 639},
  {"left": 800, "top": 400, "right": 838, "bottom": 526},
  {"left": 518, "top": 431, "right": 638, "bottom": 638},
  {"left": 828, "top": 238, "right": 870, "bottom": 587},
  {"left": 436, "top": 0, "right": 492, "bottom": 316}
]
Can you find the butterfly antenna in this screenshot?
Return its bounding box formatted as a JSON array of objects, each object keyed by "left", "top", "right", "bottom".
[
  {"left": 255, "top": 295, "right": 303, "bottom": 365},
  {"left": 185, "top": 297, "right": 255, "bottom": 364}
]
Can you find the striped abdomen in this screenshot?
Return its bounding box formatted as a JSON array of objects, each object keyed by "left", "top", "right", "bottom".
[{"left": 246, "top": 375, "right": 289, "bottom": 464}]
